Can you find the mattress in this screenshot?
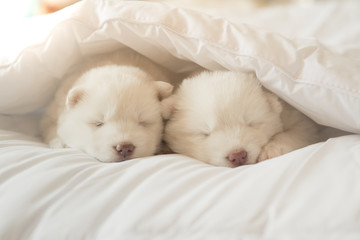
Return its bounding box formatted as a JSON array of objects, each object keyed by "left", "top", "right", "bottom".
[{"left": 0, "top": 0, "right": 359, "bottom": 239}]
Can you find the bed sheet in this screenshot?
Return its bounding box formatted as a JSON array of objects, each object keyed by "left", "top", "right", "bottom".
[{"left": 0, "top": 129, "right": 359, "bottom": 239}]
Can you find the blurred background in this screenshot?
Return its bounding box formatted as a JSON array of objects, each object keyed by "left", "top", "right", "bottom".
[{"left": 0, "top": 0, "right": 327, "bottom": 20}]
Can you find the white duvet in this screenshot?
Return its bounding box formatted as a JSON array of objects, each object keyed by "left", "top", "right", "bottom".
[{"left": 0, "top": 0, "right": 359, "bottom": 239}]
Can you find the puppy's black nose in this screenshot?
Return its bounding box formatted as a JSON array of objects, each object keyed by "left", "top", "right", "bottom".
[
  {"left": 227, "top": 150, "right": 248, "bottom": 167},
  {"left": 113, "top": 142, "right": 135, "bottom": 161}
]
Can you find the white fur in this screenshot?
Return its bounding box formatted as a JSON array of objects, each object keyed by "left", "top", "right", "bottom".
[
  {"left": 164, "top": 71, "right": 320, "bottom": 167},
  {"left": 41, "top": 49, "right": 174, "bottom": 163}
]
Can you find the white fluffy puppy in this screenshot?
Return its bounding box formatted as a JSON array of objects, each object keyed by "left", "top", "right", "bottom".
[
  {"left": 163, "top": 71, "right": 320, "bottom": 167},
  {"left": 41, "top": 49, "right": 174, "bottom": 163}
]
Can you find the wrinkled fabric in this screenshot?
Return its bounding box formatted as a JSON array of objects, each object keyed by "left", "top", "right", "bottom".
[
  {"left": 0, "top": 130, "right": 359, "bottom": 239},
  {"left": 0, "top": 0, "right": 359, "bottom": 132}
]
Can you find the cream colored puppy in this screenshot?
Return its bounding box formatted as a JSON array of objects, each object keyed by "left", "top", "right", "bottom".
[
  {"left": 41, "top": 49, "right": 174, "bottom": 163},
  {"left": 163, "top": 71, "right": 320, "bottom": 167}
]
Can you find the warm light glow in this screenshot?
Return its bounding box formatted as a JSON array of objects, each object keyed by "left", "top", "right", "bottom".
[{"left": 0, "top": 0, "right": 35, "bottom": 20}]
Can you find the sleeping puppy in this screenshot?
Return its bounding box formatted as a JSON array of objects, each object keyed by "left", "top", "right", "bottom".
[
  {"left": 41, "top": 49, "right": 174, "bottom": 163},
  {"left": 163, "top": 71, "right": 321, "bottom": 167}
]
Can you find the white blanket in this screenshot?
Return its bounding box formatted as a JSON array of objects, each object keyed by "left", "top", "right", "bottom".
[{"left": 0, "top": 0, "right": 359, "bottom": 239}]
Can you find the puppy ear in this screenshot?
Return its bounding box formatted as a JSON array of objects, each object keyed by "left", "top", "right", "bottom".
[
  {"left": 66, "top": 87, "right": 86, "bottom": 109},
  {"left": 161, "top": 94, "right": 177, "bottom": 119},
  {"left": 264, "top": 90, "right": 282, "bottom": 114},
  {"left": 154, "top": 81, "right": 174, "bottom": 100}
]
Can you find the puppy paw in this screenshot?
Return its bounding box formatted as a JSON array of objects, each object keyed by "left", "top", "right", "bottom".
[
  {"left": 48, "top": 138, "right": 66, "bottom": 148},
  {"left": 258, "top": 142, "right": 288, "bottom": 162}
]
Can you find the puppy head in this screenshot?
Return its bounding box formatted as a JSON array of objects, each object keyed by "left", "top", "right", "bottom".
[
  {"left": 164, "top": 71, "right": 283, "bottom": 167},
  {"left": 58, "top": 65, "right": 173, "bottom": 162}
]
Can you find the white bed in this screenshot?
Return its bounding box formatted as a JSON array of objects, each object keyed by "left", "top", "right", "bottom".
[{"left": 0, "top": 0, "right": 359, "bottom": 239}]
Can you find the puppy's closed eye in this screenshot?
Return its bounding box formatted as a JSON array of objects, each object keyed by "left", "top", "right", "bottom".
[
  {"left": 137, "top": 115, "right": 154, "bottom": 127},
  {"left": 196, "top": 127, "right": 212, "bottom": 138},
  {"left": 90, "top": 121, "right": 104, "bottom": 127},
  {"left": 200, "top": 131, "right": 211, "bottom": 137},
  {"left": 137, "top": 112, "right": 156, "bottom": 127},
  {"left": 138, "top": 120, "right": 152, "bottom": 127}
]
